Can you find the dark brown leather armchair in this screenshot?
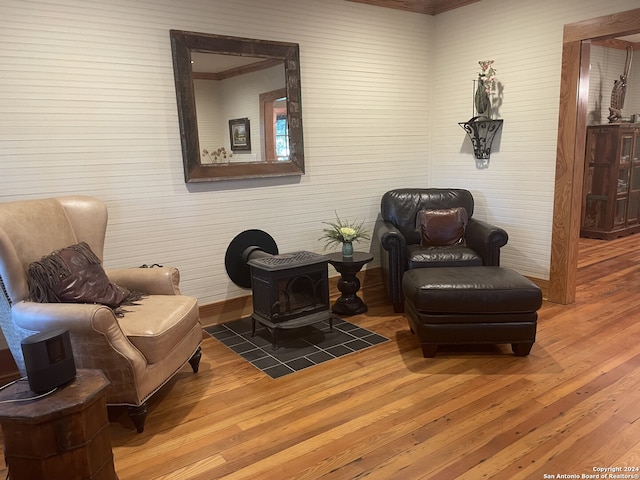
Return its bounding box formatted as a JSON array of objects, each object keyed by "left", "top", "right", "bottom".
[{"left": 378, "top": 188, "right": 508, "bottom": 312}]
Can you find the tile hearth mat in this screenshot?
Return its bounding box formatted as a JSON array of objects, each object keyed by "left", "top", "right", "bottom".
[{"left": 205, "top": 317, "right": 389, "bottom": 379}]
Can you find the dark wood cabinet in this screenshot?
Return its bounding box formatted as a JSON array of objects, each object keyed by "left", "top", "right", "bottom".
[{"left": 581, "top": 124, "right": 640, "bottom": 239}]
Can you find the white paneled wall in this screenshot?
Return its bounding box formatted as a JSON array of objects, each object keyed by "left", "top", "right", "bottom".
[
  {"left": 430, "top": 0, "right": 640, "bottom": 280},
  {"left": 0, "top": 0, "right": 431, "bottom": 311},
  {"left": 194, "top": 79, "right": 225, "bottom": 161},
  {"left": 1, "top": 0, "right": 639, "bottom": 334}
]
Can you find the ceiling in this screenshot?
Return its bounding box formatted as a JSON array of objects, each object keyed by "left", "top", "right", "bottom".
[
  {"left": 346, "top": 1, "right": 640, "bottom": 48},
  {"left": 345, "top": 0, "right": 482, "bottom": 15}
]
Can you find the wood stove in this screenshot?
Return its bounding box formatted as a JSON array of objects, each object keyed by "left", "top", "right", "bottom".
[
  {"left": 248, "top": 250, "right": 332, "bottom": 348},
  {"left": 225, "top": 230, "right": 333, "bottom": 349}
]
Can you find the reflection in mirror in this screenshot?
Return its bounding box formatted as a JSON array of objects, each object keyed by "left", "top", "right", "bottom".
[
  {"left": 192, "top": 53, "right": 285, "bottom": 163},
  {"left": 170, "top": 30, "right": 304, "bottom": 182},
  {"left": 260, "top": 88, "right": 288, "bottom": 161}
]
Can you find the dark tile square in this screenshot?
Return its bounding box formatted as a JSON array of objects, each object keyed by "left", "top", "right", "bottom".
[
  {"left": 230, "top": 341, "right": 259, "bottom": 354},
  {"left": 363, "top": 333, "right": 388, "bottom": 345},
  {"left": 252, "top": 356, "right": 281, "bottom": 370},
  {"left": 331, "top": 318, "right": 348, "bottom": 328},
  {"left": 248, "top": 330, "right": 278, "bottom": 348},
  {"left": 325, "top": 344, "right": 355, "bottom": 357},
  {"left": 208, "top": 329, "right": 237, "bottom": 341},
  {"left": 263, "top": 364, "right": 295, "bottom": 379},
  {"left": 306, "top": 350, "right": 335, "bottom": 364},
  {"left": 218, "top": 335, "right": 247, "bottom": 348},
  {"left": 344, "top": 339, "right": 372, "bottom": 351},
  {"left": 305, "top": 330, "right": 353, "bottom": 349},
  {"left": 285, "top": 357, "right": 315, "bottom": 371},
  {"left": 346, "top": 327, "right": 374, "bottom": 338},
  {"left": 337, "top": 321, "right": 360, "bottom": 332},
  {"left": 206, "top": 317, "right": 389, "bottom": 378},
  {"left": 204, "top": 324, "right": 227, "bottom": 335},
  {"left": 269, "top": 342, "right": 321, "bottom": 362},
  {"left": 226, "top": 317, "right": 255, "bottom": 335},
  {"left": 241, "top": 348, "right": 269, "bottom": 362}
]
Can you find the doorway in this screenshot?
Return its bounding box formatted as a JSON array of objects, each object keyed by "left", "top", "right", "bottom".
[{"left": 549, "top": 7, "right": 640, "bottom": 304}]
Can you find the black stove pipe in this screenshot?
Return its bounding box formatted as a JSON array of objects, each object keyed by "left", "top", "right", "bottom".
[{"left": 224, "top": 229, "right": 279, "bottom": 288}]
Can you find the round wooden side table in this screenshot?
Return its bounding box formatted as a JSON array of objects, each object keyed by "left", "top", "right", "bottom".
[
  {"left": 0, "top": 369, "right": 117, "bottom": 480},
  {"left": 327, "top": 251, "right": 374, "bottom": 316}
]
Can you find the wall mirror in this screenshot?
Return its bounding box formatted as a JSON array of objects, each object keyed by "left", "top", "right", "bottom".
[{"left": 170, "top": 30, "right": 304, "bottom": 182}]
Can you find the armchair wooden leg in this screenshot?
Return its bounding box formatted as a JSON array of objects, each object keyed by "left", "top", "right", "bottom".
[
  {"left": 188, "top": 346, "right": 202, "bottom": 373},
  {"left": 128, "top": 403, "right": 148, "bottom": 433}
]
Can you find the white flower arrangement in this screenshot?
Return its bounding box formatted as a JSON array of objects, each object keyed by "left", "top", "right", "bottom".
[{"left": 320, "top": 213, "right": 370, "bottom": 249}]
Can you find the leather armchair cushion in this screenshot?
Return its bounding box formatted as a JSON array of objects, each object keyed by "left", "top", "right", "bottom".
[
  {"left": 407, "top": 244, "right": 482, "bottom": 269},
  {"left": 117, "top": 294, "right": 200, "bottom": 364},
  {"left": 416, "top": 207, "right": 468, "bottom": 246}
]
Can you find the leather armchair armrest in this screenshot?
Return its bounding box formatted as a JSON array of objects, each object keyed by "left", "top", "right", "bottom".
[
  {"left": 465, "top": 218, "right": 508, "bottom": 266},
  {"left": 377, "top": 220, "right": 408, "bottom": 312},
  {"left": 378, "top": 221, "right": 407, "bottom": 251},
  {"left": 106, "top": 267, "right": 181, "bottom": 295},
  {"left": 13, "top": 301, "right": 117, "bottom": 334},
  {"left": 378, "top": 220, "right": 408, "bottom": 269},
  {"left": 12, "top": 301, "right": 146, "bottom": 377}
]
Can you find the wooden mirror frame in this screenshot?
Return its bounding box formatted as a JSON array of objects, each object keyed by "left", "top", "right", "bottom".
[{"left": 170, "top": 30, "right": 305, "bottom": 182}]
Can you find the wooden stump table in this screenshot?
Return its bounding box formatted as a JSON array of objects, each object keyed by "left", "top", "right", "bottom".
[{"left": 0, "top": 369, "right": 117, "bottom": 480}]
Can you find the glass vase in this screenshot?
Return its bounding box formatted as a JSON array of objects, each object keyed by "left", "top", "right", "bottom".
[
  {"left": 475, "top": 80, "right": 490, "bottom": 117},
  {"left": 342, "top": 241, "right": 354, "bottom": 258}
]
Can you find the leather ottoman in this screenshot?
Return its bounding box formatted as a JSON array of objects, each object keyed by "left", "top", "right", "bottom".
[{"left": 402, "top": 266, "right": 542, "bottom": 358}]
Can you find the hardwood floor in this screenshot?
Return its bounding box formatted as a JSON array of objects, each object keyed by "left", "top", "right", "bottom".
[{"left": 2, "top": 237, "right": 640, "bottom": 479}]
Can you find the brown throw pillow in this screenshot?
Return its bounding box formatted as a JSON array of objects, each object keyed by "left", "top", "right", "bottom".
[
  {"left": 416, "top": 207, "right": 468, "bottom": 246},
  {"left": 28, "top": 242, "right": 130, "bottom": 308}
]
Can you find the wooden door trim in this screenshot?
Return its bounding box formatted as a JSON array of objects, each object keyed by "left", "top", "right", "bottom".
[{"left": 550, "top": 8, "right": 640, "bottom": 304}]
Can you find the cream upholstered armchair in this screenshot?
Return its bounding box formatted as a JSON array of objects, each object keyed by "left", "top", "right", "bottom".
[{"left": 0, "top": 196, "right": 202, "bottom": 433}]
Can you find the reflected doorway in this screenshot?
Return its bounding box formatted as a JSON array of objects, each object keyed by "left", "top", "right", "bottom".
[{"left": 260, "top": 88, "right": 289, "bottom": 162}]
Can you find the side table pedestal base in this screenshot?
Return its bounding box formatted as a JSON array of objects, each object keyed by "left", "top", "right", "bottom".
[{"left": 327, "top": 251, "right": 373, "bottom": 316}]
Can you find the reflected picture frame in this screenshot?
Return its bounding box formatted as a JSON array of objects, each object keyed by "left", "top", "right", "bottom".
[{"left": 229, "top": 118, "right": 251, "bottom": 151}]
